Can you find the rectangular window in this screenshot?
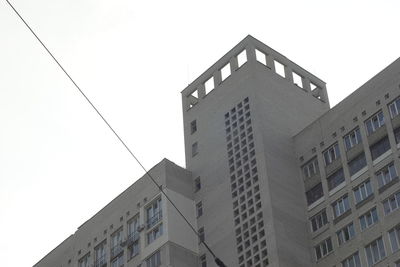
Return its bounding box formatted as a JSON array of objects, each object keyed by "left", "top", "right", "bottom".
[
  {"left": 192, "top": 142, "right": 199, "bottom": 157},
  {"left": 194, "top": 177, "right": 201, "bottom": 192},
  {"left": 314, "top": 237, "right": 333, "bottom": 260},
  {"left": 128, "top": 240, "right": 139, "bottom": 259},
  {"left": 388, "top": 225, "right": 400, "bottom": 253},
  {"left": 111, "top": 228, "right": 123, "bottom": 259},
  {"left": 111, "top": 254, "right": 124, "bottom": 267},
  {"left": 191, "top": 120, "right": 197, "bottom": 134},
  {"left": 376, "top": 162, "right": 398, "bottom": 188},
  {"left": 147, "top": 223, "right": 163, "bottom": 244},
  {"left": 196, "top": 201, "right": 203, "bottom": 217},
  {"left": 389, "top": 97, "right": 400, "bottom": 118},
  {"left": 323, "top": 143, "right": 340, "bottom": 166},
  {"left": 344, "top": 127, "right": 362, "bottom": 151},
  {"left": 383, "top": 191, "right": 400, "bottom": 215},
  {"left": 94, "top": 241, "right": 107, "bottom": 267},
  {"left": 359, "top": 207, "right": 378, "bottom": 230},
  {"left": 337, "top": 222, "right": 355, "bottom": 245},
  {"left": 200, "top": 254, "right": 207, "bottom": 267},
  {"left": 78, "top": 253, "right": 90, "bottom": 267},
  {"left": 332, "top": 194, "right": 350, "bottom": 218},
  {"left": 394, "top": 127, "right": 400, "bottom": 144},
  {"left": 353, "top": 179, "right": 373, "bottom": 204},
  {"left": 348, "top": 153, "right": 367, "bottom": 176},
  {"left": 146, "top": 250, "right": 161, "bottom": 267},
  {"left": 128, "top": 215, "right": 140, "bottom": 243},
  {"left": 327, "top": 168, "right": 345, "bottom": 191},
  {"left": 310, "top": 209, "right": 328, "bottom": 232},
  {"left": 365, "top": 111, "right": 385, "bottom": 135},
  {"left": 341, "top": 251, "right": 361, "bottom": 267},
  {"left": 306, "top": 183, "right": 324, "bottom": 206},
  {"left": 302, "top": 157, "right": 319, "bottom": 178},
  {"left": 199, "top": 227, "right": 205, "bottom": 243},
  {"left": 365, "top": 237, "right": 386, "bottom": 266},
  {"left": 147, "top": 198, "right": 162, "bottom": 228},
  {"left": 370, "top": 136, "right": 391, "bottom": 161}
]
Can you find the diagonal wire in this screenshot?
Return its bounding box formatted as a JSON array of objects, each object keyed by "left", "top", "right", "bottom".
[{"left": 5, "top": 1, "right": 227, "bottom": 266}]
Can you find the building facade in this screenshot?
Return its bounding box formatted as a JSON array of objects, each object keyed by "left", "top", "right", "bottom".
[{"left": 35, "top": 36, "right": 400, "bottom": 267}]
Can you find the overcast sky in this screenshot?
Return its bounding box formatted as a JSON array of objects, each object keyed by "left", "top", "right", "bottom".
[{"left": 1, "top": 0, "right": 400, "bottom": 266}]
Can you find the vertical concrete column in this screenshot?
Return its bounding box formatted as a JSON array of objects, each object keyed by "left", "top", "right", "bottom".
[
  {"left": 214, "top": 70, "right": 222, "bottom": 86},
  {"left": 230, "top": 56, "right": 239, "bottom": 73},
  {"left": 245, "top": 44, "right": 256, "bottom": 63},
  {"left": 266, "top": 54, "right": 275, "bottom": 72},
  {"left": 302, "top": 78, "right": 312, "bottom": 93},
  {"left": 197, "top": 84, "right": 206, "bottom": 99},
  {"left": 285, "top": 67, "right": 294, "bottom": 83},
  {"left": 320, "top": 85, "right": 329, "bottom": 104}
]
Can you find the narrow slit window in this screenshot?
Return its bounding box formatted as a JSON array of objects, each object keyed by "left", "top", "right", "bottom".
[
  {"left": 204, "top": 77, "right": 215, "bottom": 95},
  {"left": 221, "top": 63, "right": 231, "bottom": 81},
  {"left": 274, "top": 60, "right": 285, "bottom": 77},
  {"left": 237, "top": 50, "right": 247, "bottom": 67},
  {"left": 255, "top": 49, "right": 267, "bottom": 65}
]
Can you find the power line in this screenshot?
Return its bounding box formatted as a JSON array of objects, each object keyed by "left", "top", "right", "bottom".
[{"left": 5, "top": 1, "right": 227, "bottom": 266}]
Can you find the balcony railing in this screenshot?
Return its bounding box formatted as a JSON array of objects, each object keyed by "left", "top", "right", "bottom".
[
  {"left": 127, "top": 232, "right": 140, "bottom": 245},
  {"left": 110, "top": 244, "right": 123, "bottom": 259},
  {"left": 147, "top": 211, "right": 162, "bottom": 229},
  {"left": 94, "top": 255, "right": 107, "bottom": 267}
]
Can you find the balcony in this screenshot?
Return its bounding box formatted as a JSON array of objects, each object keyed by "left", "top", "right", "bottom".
[
  {"left": 147, "top": 211, "right": 162, "bottom": 229},
  {"left": 94, "top": 255, "right": 107, "bottom": 267},
  {"left": 110, "top": 244, "right": 123, "bottom": 259}
]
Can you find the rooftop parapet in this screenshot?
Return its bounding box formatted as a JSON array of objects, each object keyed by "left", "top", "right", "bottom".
[{"left": 181, "top": 35, "right": 329, "bottom": 111}]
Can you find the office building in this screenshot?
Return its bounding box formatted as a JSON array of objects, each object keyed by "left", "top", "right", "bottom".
[{"left": 35, "top": 35, "right": 400, "bottom": 267}]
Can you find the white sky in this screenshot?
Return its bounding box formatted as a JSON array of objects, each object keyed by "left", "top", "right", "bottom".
[{"left": 1, "top": 0, "right": 399, "bottom": 266}]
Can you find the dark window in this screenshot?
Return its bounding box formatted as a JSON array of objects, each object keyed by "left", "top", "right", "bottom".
[
  {"left": 190, "top": 120, "right": 197, "bottom": 134},
  {"left": 370, "top": 137, "right": 390, "bottom": 161},
  {"left": 200, "top": 254, "right": 207, "bottom": 267},
  {"left": 348, "top": 153, "right": 367, "bottom": 176},
  {"left": 194, "top": 177, "right": 201, "bottom": 192},
  {"left": 365, "top": 111, "right": 385, "bottom": 135},
  {"left": 310, "top": 209, "right": 328, "bottom": 232},
  {"left": 389, "top": 97, "right": 400, "bottom": 118},
  {"left": 327, "top": 168, "right": 345, "bottom": 191},
  {"left": 306, "top": 183, "right": 324, "bottom": 205},
  {"left": 323, "top": 143, "right": 340, "bottom": 165},
  {"left": 344, "top": 127, "right": 362, "bottom": 150},
  {"left": 394, "top": 127, "right": 400, "bottom": 144},
  {"left": 198, "top": 227, "right": 205, "bottom": 243},
  {"left": 196, "top": 201, "right": 203, "bottom": 217},
  {"left": 192, "top": 142, "right": 199, "bottom": 157}
]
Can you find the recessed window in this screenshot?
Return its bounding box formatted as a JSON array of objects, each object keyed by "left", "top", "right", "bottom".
[
  {"left": 146, "top": 250, "right": 161, "bottom": 267},
  {"left": 302, "top": 157, "right": 319, "bottom": 178},
  {"left": 78, "top": 253, "right": 90, "bottom": 267},
  {"left": 359, "top": 207, "right": 378, "bottom": 230},
  {"left": 237, "top": 50, "right": 247, "bottom": 68},
  {"left": 194, "top": 177, "right": 201, "bottom": 192},
  {"left": 348, "top": 153, "right": 367, "bottom": 176},
  {"left": 365, "top": 237, "right": 386, "bottom": 266},
  {"left": 344, "top": 127, "right": 362, "bottom": 150},
  {"left": 353, "top": 179, "right": 373, "bottom": 204},
  {"left": 327, "top": 168, "right": 345, "bottom": 191},
  {"left": 323, "top": 143, "right": 340, "bottom": 166},
  {"left": 94, "top": 241, "right": 107, "bottom": 267},
  {"left": 310, "top": 209, "right": 328, "bottom": 232},
  {"left": 388, "top": 224, "right": 400, "bottom": 253},
  {"left": 314, "top": 237, "right": 333, "bottom": 260},
  {"left": 192, "top": 142, "right": 199, "bottom": 157},
  {"left": 190, "top": 120, "right": 197, "bottom": 134},
  {"left": 111, "top": 228, "right": 123, "bottom": 259},
  {"left": 383, "top": 191, "right": 400, "bottom": 215},
  {"left": 111, "top": 254, "right": 124, "bottom": 267},
  {"left": 198, "top": 227, "right": 205, "bottom": 243},
  {"left": 200, "top": 254, "right": 207, "bottom": 267},
  {"left": 196, "top": 201, "right": 203, "bottom": 217},
  {"left": 394, "top": 127, "right": 400, "bottom": 144},
  {"left": 365, "top": 111, "right": 385, "bottom": 135},
  {"left": 332, "top": 194, "right": 350, "bottom": 218},
  {"left": 306, "top": 183, "right": 324, "bottom": 206},
  {"left": 146, "top": 198, "right": 162, "bottom": 229},
  {"left": 147, "top": 223, "right": 163, "bottom": 244},
  {"left": 341, "top": 251, "right": 361, "bottom": 267},
  {"left": 337, "top": 222, "right": 355, "bottom": 245},
  {"left": 388, "top": 97, "right": 400, "bottom": 118},
  {"left": 376, "top": 162, "right": 398, "bottom": 188},
  {"left": 370, "top": 137, "right": 390, "bottom": 161}
]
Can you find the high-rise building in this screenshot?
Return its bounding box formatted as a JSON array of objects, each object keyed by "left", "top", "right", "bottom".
[{"left": 35, "top": 35, "right": 400, "bottom": 267}]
